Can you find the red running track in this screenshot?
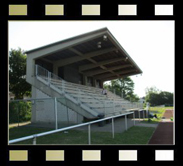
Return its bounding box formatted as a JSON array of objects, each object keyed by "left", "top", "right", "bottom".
[{"left": 148, "top": 109, "right": 173, "bottom": 145}]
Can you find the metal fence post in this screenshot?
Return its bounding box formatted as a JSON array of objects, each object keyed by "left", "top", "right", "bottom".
[
  {"left": 88, "top": 124, "right": 91, "bottom": 145},
  {"left": 67, "top": 107, "right": 69, "bottom": 126},
  {"left": 139, "top": 110, "right": 140, "bottom": 122},
  {"left": 125, "top": 115, "right": 128, "bottom": 131},
  {"left": 104, "top": 101, "right": 106, "bottom": 115},
  {"left": 17, "top": 103, "right": 20, "bottom": 127},
  {"left": 48, "top": 72, "right": 51, "bottom": 86},
  {"left": 112, "top": 118, "right": 114, "bottom": 138},
  {"left": 54, "top": 98, "right": 58, "bottom": 130},
  {"left": 33, "top": 136, "right": 37, "bottom": 145}
]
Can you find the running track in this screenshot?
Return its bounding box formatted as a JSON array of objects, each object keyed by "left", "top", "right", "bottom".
[{"left": 148, "top": 109, "right": 173, "bottom": 145}]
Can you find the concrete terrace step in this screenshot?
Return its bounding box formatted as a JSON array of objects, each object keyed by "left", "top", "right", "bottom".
[{"left": 35, "top": 70, "right": 143, "bottom": 120}]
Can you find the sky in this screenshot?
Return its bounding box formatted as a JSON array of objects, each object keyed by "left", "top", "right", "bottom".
[{"left": 8, "top": 21, "right": 174, "bottom": 97}]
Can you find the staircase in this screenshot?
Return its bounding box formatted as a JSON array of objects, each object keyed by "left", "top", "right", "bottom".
[{"left": 32, "top": 65, "right": 143, "bottom": 120}]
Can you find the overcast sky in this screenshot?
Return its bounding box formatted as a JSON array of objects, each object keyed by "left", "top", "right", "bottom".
[{"left": 8, "top": 21, "right": 174, "bottom": 97}]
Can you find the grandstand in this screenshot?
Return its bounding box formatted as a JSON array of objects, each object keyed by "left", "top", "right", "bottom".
[{"left": 25, "top": 27, "right": 143, "bottom": 126}]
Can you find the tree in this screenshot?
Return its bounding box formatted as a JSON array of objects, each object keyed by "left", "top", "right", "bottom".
[
  {"left": 145, "top": 86, "right": 160, "bottom": 95},
  {"left": 146, "top": 92, "right": 160, "bottom": 106},
  {"left": 126, "top": 93, "right": 140, "bottom": 102},
  {"left": 104, "top": 77, "right": 139, "bottom": 102},
  {"left": 9, "top": 48, "right": 31, "bottom": 99},
  {"left": 159, "top": 91, "right": 173, "bottom": 105},
  {"left": 145, "top": 86, "right": 173, "bottom": 106}
]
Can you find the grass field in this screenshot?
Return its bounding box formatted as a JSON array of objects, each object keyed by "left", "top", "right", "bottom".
[
  {"left": 9, "top": 125, "right": 155, "bottom": 145},
  {"left": 142, "top": 106, "right": 173, "bottom": 123}
]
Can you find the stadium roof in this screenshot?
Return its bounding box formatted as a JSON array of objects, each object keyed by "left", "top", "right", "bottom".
[{"left": 25, "top": 27, "right": 142, "bottom": 81}]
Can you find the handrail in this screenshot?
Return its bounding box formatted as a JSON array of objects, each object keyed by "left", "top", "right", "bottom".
[{"left": 9, "top": 112, "right": 133, "bottom": 144}]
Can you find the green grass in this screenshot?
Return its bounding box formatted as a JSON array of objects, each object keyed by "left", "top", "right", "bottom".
[
  {"left": 170, "top": 117, "right": 174, "bottom": 121},
  {"left": 9, "top": 125, "right": 155, "bottom": 145},
  {"left": 142, "top": 106, "right": 173, "bottom": 123},
  {"left": 141, "top": 118, "right": 160, "bottom": 123}
]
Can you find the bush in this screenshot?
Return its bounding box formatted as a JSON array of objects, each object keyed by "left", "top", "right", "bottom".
[
  {"left": 9, "top": 101, "right": 31, "bottom": 124},
  {"left": 148, "top": 118, "right": 152, "bottom": 122},
  {"left": 170, "top": 117, "right": 173, "bottom": 121}
]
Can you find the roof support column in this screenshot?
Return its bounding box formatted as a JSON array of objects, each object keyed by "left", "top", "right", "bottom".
[
  {"left": 83, "top": 75, "right": 87, "bottom": 86},
  {"left": 53, "top": 64, "right": 58, "bottom": 75},
  {"left": 101, "top": 80, "right": 104, "bottom": 88},
  {"left": 26, "top": 56, "right": 35, "bottom": 84},
  {"left": 93, "top": 78, "right": 96, "bottom": 87}
]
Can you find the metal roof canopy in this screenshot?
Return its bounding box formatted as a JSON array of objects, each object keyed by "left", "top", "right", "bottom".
[{"left": 25, "top": 27, "right": 142, "bottom": 81}]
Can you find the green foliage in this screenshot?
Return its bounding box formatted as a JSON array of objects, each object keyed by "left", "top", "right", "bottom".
[
  {"left": 9, "top": 102, "right": 31, "bottom": 124},
  {"left": 148, "top": 118, "right": 152, "bottom": 122},
  {"left": 104, "top": 77, "right": 139, "bottom": 102},
  {"left": 145, "top": 86, "right": 160, "bottom": 95},
  {"left": 145, "top": 86, "right": 173, "bottom": 106},
  {"left": 170, "top": 117, "right": 173, "bottom": 121},
  {"left": 9, "top": 48, "right": 31, "bottom": 99},
  {"left": 142, "top": 107, "right": 173, "bottom": 123},
  {"left": 126, "top": 93, "right": 140, "bottom": 102}
]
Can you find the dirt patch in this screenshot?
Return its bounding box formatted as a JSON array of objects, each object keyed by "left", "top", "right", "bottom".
[{"left": 9, "top": 121, "right": 31, "bottom": 128}]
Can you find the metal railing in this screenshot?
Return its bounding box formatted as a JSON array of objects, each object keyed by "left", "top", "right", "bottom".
[{"left": 9, "top": 111, "right": 134, "bottom": 145}]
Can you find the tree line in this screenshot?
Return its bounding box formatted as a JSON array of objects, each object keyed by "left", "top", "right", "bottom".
[{"left": 145, "top": 86, "right": 173, "bottom": 106}]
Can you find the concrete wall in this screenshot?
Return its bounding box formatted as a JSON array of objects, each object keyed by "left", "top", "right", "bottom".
[
  {"left": 26, "top": 55, "right": 35, "bottom": 85},
  {"left": 58, "top": 65, "right": 102, "bottom": 88},
  {"left": 31, "top": 86, "right": 83, "bottom": 127},
  {"left": 134, "top": 110, "right": 147, "bottom": 118}
]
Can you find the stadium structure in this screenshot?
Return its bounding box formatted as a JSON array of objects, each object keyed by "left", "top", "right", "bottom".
[{"left": 25, "top": 27, "right": 144, "bottom": 127}]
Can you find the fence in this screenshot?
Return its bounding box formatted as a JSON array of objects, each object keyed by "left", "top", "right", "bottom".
[
  {"left": 9, "top": 97, "right": 82, "bottom": 129},
  {"left": 9, "top": 94, "right": 146, "bottom": 144},
  {"left": 9, "top": 111, "right": 135, "bottom": 145},
  {"left": 9, "top": 96, "right": 144, "bottom": 130},
  {"left": 9, "top": 99, "right": 32, "bottom": 126}
]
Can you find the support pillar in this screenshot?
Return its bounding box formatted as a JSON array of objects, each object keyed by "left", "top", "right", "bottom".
[{"left": 53, "top": 64, "right": 58, "bottom": 75}]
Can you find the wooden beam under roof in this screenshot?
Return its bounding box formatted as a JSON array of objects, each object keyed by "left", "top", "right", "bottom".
[
  {"left": 79, "top": 57, "right": 126, "bottom": 72},
  {"left": 69, "top": 47, "right": 120, "bottom": 78},
  {"left": 102, "top": 72, "right": 139, "bottom": 81},
  {"left": 83, "top": 64, "right": 132, "bottom": 76},
  {"left": 70, "top": 48, "right": 121, "bottom": 78},
  {"left": 55, "top": 47, "right": 117, "bottom": 67},
  {"left": 94, "top": 69, "right": 136, "bottom": 79}
]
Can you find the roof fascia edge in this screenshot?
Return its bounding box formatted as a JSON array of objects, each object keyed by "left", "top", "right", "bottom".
[
  {"left": 25, "top": 27, "right": 109, "bottom": 55},
  {"left": 106, "top": 31, "right": 143, "bottom": 74}
]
